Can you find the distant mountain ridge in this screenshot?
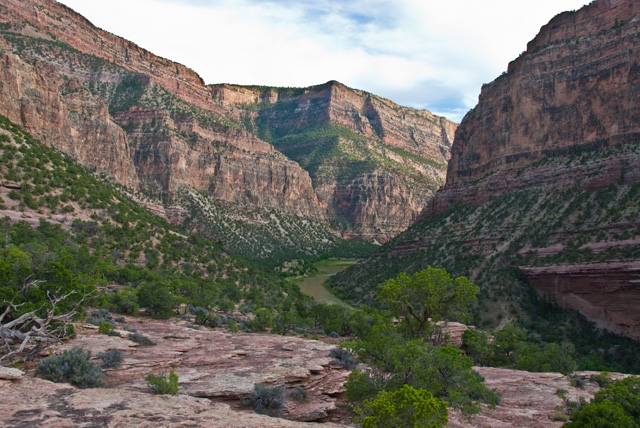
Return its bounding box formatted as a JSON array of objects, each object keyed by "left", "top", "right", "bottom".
[{"left": 0, "top": 0, "right": 456, "bottom": 267}]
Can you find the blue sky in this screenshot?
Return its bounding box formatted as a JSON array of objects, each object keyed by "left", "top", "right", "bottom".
[{"left": 57, "top": 0, "right": 588, "bottom": 122}]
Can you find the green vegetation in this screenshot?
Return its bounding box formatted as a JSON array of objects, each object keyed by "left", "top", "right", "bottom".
[
  {"left": 233, "top": 91, "right": 446, "bottom": 233},
  {"left": 563, "top": 376, "right": 640, "bottom": 427},
  {"left": 245, "top": 382, "right": 285, "bottom": 416},
  {"left": 109, "top": 74, "right": 149, "bottom": 114},
  {"left": 0, "top": 115, "right": 380, "bottom": 365},
  {"left": 355, "top": 385, "right": 449, "bottom": 428},
  {"left": 462, "top": 324, "right": 577, "bottom": 375},
  {"left": 180, "top": 190, "right": 376, "bottom": 271},
  {"left": 145, "top": 369, "right": 179, "bottom": 395},
  {"left": 97, "top": 349, "right": 124, "bottom": 369},
  {"left": 127, "top": 331, "right": 156, "bottom": 346},
  {"left": 0, "top": 32, "right": 120, "bottom": 75},
  {"left": 36, "top": 347, "right": 103, "bottom": 388},
  {"left": 329, "top": 143, "right": 640, "bottom": 374},
  {"left": 345, "top": 268, "right": 498, "bottom": 421},
  {"left": 378, "top": 267, "right": 478, "bottom": 339},
  {"left": 355, "top": 385, "right": 448, "bottom": 428}
]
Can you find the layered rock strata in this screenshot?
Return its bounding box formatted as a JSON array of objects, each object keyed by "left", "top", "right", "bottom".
[
  {"left": 521, "top": 261, "right": 640, "bottom": 339},
  {"left": 0, "top": 38, "right": 139, "bottom": 188},
  {"left": 213, "top": 81, "right": 455, "bottom": 239},
  {"left": 429, "top": 0, "right": 640, "bottom": 215},
  {"left": 0, "top": 0, "right": 455, "bottom": 243},
  {"left": 53, "top": 317, "right": 351, "bottom": 424},
  {"left": 331, "top": 0, "right": 640, "bottom": 338}
]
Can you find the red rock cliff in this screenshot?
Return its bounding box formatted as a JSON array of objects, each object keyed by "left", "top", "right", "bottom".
[
  {"left": 211, "top": 81, "right": 455, "bottom": 239},
  {"left": 0, "top": 0, "right": 453, "bottom": 243},
  {"left": 430, "top": 0, "right": 640, "bottom": 214}
]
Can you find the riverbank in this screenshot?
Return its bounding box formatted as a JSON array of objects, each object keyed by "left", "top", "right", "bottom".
[{"left": 294, "top": 259, "right": 358, "bottom": 306}]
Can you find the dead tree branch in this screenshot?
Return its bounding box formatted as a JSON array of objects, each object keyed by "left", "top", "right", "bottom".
[{"left": 0, "top": 285, "right": 91, "bottom": 365}]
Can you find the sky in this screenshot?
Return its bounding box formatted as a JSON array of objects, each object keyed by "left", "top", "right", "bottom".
[{"left": 57, "top": 0, "right": 588, "bottom": 123}]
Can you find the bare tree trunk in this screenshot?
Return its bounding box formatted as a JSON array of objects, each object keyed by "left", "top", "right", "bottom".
[{"left": 0, "top": 284, "right": 90, "bottom": 365}]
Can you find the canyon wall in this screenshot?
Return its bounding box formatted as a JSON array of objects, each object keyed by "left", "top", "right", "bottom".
[
  {"left": 429, "top": 0, "right": 640, "bottom": 214},
  {"left": 212, "top": 81, "right": 455, "bottom": 239},
  {"left": 332, "top": 0, "right": 640, "bottom": 339},
  {"left": 0, "top": 0, "right": 454, "bottom": 247},
  {"left": 522, "top": 262, "right": 640, "bottom": 339},
  {"left": 0, "top": 37, "right": 139, "bottom": 188}
]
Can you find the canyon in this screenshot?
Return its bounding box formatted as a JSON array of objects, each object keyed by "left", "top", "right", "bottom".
[
  {"left": 0, "top": 0, "right": 455, "bottom": 266},
  {"left": 430, "top": 0, "right": 640, "bottom": 215},
  {"left": 331, "top": 0, "right": 640, "bottom": 340}
]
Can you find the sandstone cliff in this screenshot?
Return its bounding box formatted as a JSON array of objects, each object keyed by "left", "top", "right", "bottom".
[
  {"left": 430, "top": 0, "right": 640, "bottom": 214},
  {"left": 212, "top": 81, "right": 455, "bottom": 240},
  {"left": 331, "top": 0, "right": 640, "bottom": 341},
  {"left": 0, "top": 37, "right": 139, "bottom": 188},
  {"left": 0, "top": 0, "right": 454, "bottom": 262}
]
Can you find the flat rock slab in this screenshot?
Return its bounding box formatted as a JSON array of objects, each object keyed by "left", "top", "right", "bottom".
[
  {"left": 0, "top": 367, "right": 24, "bottom": 380},
  {"left": 0, "top": 377, "right": 348, "bottom": 428},
  {"left": 448, "top": 367, "right": 626, "bottom": 428},
  {"left": 50, "top": 317, "right": 351, "bottom": 423}
]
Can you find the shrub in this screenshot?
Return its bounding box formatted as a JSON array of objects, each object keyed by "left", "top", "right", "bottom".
[
  {"left": 128, "top": 332, "right": 156, "bottom": 346},
  {"left": 590, "top": 372, "right": 612, "bottom": 388},
  {"left": 145, "top": 369, "right": 179, "bottom": 395},
  {"left": 245, "top": 382, "right": 285, "bottom": 416},
  {"left": 35, "top": 347, "right": 103, "bottom": 388},
  {"left": 551, "top": 409, "right": 570, "bottom": 422},
  {"left": 97, "top": 349, "right": 124, "bottom": 369},
  {"left": 355, "top": 385, "right": 448, "bottom": 428},
  {"left": 330, "top": 347, "right": 358, "bottom": 370},
  {"left": 86, "top": 309, "right": 115, "bottom": 328},
  {"left": 571, "top": 375, "right": 587, "bottom": 389},
  {"left": 98, "top": 321, "right": 114, "bottom": 334},
  {"left": 137, "top": 281, "right": 176, "bottom": 319},
  {"left": 288, "top": 386, "right": 308, "bottom": 403},
  {"left": 105, "top": 287, "right": 139, "bottom": 316},
  {"left": 565, "top": 376, "right": 640, "bottom": 427}
]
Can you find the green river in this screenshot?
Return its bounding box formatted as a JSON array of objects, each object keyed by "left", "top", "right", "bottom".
[{"left": 294, "top": 259, "right": 357, "bottom": 306}]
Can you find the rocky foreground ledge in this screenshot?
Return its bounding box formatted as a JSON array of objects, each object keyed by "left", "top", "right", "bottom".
[{"left": 0, "top": 317, "right": 626, "bottom": 427}]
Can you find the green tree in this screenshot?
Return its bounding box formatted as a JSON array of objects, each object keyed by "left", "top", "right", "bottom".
[
  {"left": 486, "top": 323, "right": 526, "bottom": 367},
  {"left": 564, "top": 376, "right": 640, "bottom": 427},
  {"left": 346, "top": 325, "right": 498, "bottom": 414},
  {"left": 377, "top": 267, "right": 478, "bottom": 339},
  {"left": 355, "top": 385, "right": 448, "bottom": 428},
  {"left": 249, "top": 308, "right": 274, "bottom": 332},
  {"left": 564, "top": 400, "right": 634, "bottom": 428},
  {"left": 461, "top": 328, "right": 489, "bottom": 364},
  {"left": 137, "top": 281, "right": 176, "bottom": 319}
]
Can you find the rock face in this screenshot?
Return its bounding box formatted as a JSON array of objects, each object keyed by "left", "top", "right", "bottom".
[
  {"left": 448, "top": 367, "right": 627, "bottom": 428},
  {"left": 0, "top": 0, "right": 455, "bottom": 249},
  {"left": 521, "top": 261, "right": 640, "bottom": 339},
  {"left": 0, "top": 37, "right": 139, "bottom": 188},
  {"left": 0, "top": 377, "right": 349, "bottom": 428},
  {"left": 211, "top": 81, "right": 455, "bottom": 240},
  {"left": 430, "top": 0, "right": 640, "bottom": 215},
  {"left": 331, "top": 0, "right": 640, "bottom": 339}
]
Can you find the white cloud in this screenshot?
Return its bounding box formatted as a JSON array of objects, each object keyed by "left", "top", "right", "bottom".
[{"left": 57, "top": 0, "right": 588, "bottom": 122}]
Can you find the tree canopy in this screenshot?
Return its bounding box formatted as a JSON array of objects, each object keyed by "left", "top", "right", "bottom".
[
  {"left": 355, "top": 385, "right": 448, "bottom": 428},
  {"left": 377, "top": 267, "right": 478, "bottom": 339}
]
